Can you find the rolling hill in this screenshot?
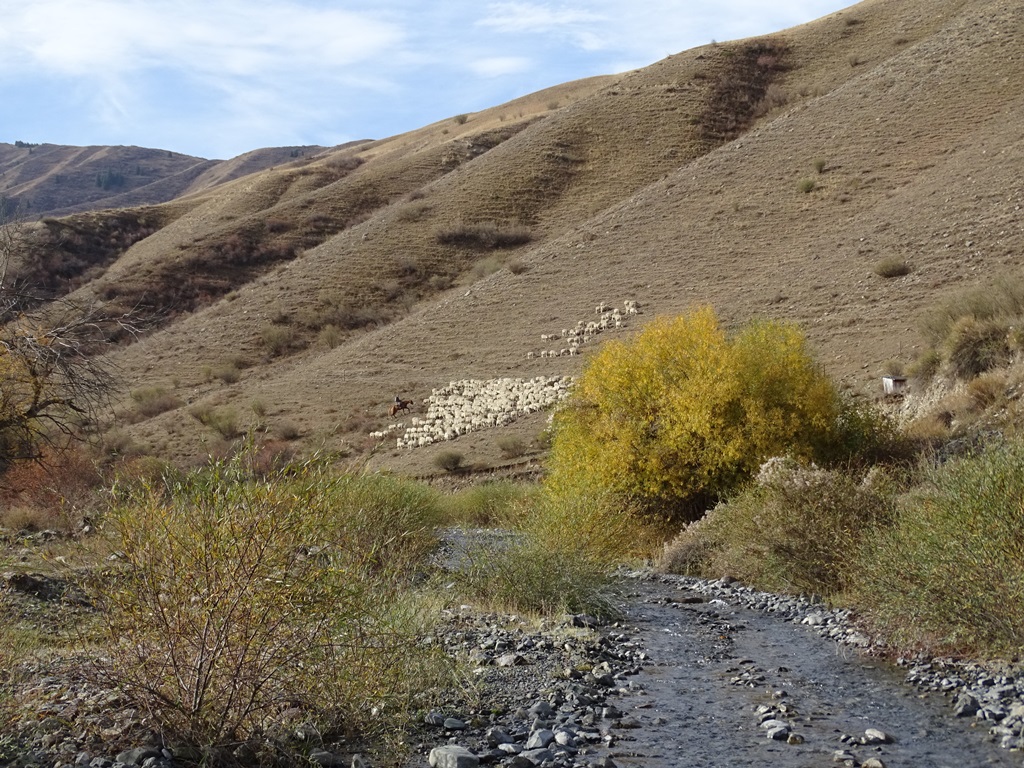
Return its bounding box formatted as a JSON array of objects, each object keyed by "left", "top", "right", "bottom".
[{"left": 14, "top": 0, "right": 1024, "bottom": 476}]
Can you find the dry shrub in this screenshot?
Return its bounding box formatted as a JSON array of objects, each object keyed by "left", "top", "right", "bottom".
[
  {"left": 0, "top": 445, "right": 104, "bottom": 533},
  {"left": 91, "top": 454, "right": 447, "bottom": 752},
  {"left": 945, "top": 317, "right": 1011, "bottom": 379},
  {"left": 436, "top": 220, "right": 532, "bottom": 249},
  {"left": 190, "top": 405, "right": 242, "bottom": 440},
  {"left": 967, "top": 371, "right": 1007, "bottom": 409},
  {"left": 131, "top": 387, "right": 183, "bottom": 418},
  {"left": 434, "top": 450, "right": 465, "bottom": 473},
  {"left": 497, "top": 436, "right": 529, "bottom": 459},
  {"left": 260, "top": 323, "right": 296, "bottom": 357},
  {"left": 920, "top": 275, "right": 1024, "bottom": 347},
  {"left": 873, "top": 258, "right": 912, "bottom": 278}
]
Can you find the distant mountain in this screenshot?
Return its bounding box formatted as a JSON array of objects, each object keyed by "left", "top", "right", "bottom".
[{"left": 0, "top": 142, "right": 328, "bottom": 218}]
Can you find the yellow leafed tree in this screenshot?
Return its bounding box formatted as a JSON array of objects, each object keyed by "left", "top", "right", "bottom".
[{"left": 546, "top": 307, "right": 843, "bottom": 521}]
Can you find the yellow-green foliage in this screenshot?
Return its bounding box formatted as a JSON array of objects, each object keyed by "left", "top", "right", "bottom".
[
  {"left": 855, "top": 439, "right": 1024, "bottom": 654},
  {"left": 664, "top": 461, "right": 892, "bottom": 596},
  {"left": 547, "top": 307, "right": 841, "bottom": 520},
  {"left": 93, "top": 453, "right": 447, "bottom": 750},
  {"left": 452, "top": 489, "right": 651, "bottom": 617}
]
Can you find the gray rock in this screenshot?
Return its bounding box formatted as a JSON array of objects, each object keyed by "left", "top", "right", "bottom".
[
  {"left": 443, "top": 717, "right": 467, "bottom": 731},
  {"left": 861, "top": 760, "right": 887, "bottom": 768},
  {"left": 428, "top": 745, "right": 479, "bottom": 768},
  {"left": 863, "top": 728, "right": 894, "bottom": 744},
  {"left": 308, "top": 749, "right": 345, "bottom": 768},
  {"left": 526, "top": 729, "right": 554, "bottom": 749},
  {"left": 114, "top": 751, "right": 162, "bottom": 768},
  {"left": 485, "top": 727, "right": 515, "bottom": 746},
  {"left": 766, "top": 725, "right": 790, "bottom": 741},
  {"left": 425, "top": 711, "right": 447, "bottom": 727},
  {"left": 497, "top": 652, "right": 526, "bottom": 667},
  {"left": 516, "top": 747, "right": 554, "bottom": 766}
]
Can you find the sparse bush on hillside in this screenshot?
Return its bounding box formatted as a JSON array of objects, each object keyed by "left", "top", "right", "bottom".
[
  {"left": 873, "top": 257, "right": 912, "bottom": 278},
  {"left": 797, "top": 178, "right": 816, "bottom": 193},
  {"left": 497, "top": 435, "right": 529, "bottom": 459},
  {"left": 91, "top": 453, "right": 448, "bottom": 751},
  {"left": 436, "top": 220, "right": 533, "bottom": 249},
  {"left": 546, "top": 307, "right": 855, "bottom": 522},
  {"left": 260, "top": 323, "right": 296, "bottom": 357},
  {"left": 945, "top": 316, "right": 1012, "bottom": 379},
  {"left": 854, "top": 438, "right": 1024, "bottom": 654},
  {"left": 920, "top": 276, "right": 1024, "bottom": 346},
  {"left": 131, "top": 386, "right": 183, "bottom": 418},
  {"left": 190, "top": 405, "right": 242, "bottom": 440},
  {"left": 812, "top": 158, "right": 827, "bottom": 174},
  {"left": 434, "top": 450, "right": 465, "bottom": 473}
]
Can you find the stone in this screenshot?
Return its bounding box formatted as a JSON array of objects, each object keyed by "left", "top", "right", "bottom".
[
  {"left": 863, "top": 728, "right": 894, "bottom": 744},
  {"left": 526, "top": 729, "right": 554, "bottom": 749},
  {"left": 861, "top": 760, "right": 887, "bottom": 768},
  {"left": 308, "top": 750, "right": 345, "bottom": 768},
  {"left": 497, "top": 653, "right": 526, "bottom": 667},
  {"left": 484, "top": 727, "right": 514, "bottom": 747},
  {"left": 425, "top": 711, "right": 447, "bottom": 726},
  {"left": 443, "top": 717, "right": 467, "bottom": 731},
  {"left": 428, "top": 745, "right": 479, "bottom": 768},
  {"left": 114, "top": 749, "right": 162, "bottom": 767}
]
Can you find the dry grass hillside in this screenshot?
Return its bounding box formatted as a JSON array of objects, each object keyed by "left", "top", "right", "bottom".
[
  {"left": 19, "top": 0, "right": 1024, "bottom": 475},
  {"left": 0, "top": 142, "right": 327, "bottom": 219}
]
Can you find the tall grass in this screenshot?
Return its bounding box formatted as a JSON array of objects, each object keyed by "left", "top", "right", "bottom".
[
  {"left": 452, "top": 488, "right": 656, "bottom": 618},
  {"left": 436, "top": 480, "right": 538, "bottom": 527},
  {"left": 854, "top": 439, "right": 1024, "bottom": 654},
  {"left": 91, "top": 453, "right": 450, "bottom": 752}
]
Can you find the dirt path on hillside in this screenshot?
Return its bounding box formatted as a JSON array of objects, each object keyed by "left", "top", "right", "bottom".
[{"left": 607, "top": 577, "right": 1016, "bottom": 768}]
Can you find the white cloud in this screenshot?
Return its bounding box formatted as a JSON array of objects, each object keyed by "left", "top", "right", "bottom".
[
  {"left": 469, "top": 56, "right": 533, "bottom": 78},
  {"left": 477, "top": 2, "right": 605, "bottom": 34},
  {"left": 0, "top": 1, "right": 404, "bottom": 79}
]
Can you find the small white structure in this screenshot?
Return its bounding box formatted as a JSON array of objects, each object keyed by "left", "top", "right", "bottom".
[{"left": 882, "top": 376, "right": 908, "bottom": 395}]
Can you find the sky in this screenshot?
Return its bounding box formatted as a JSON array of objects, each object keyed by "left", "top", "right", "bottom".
[{"left": 0, "top": 0, "right": 856, "bottom": 160}]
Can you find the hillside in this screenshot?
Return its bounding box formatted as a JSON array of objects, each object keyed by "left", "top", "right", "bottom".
[
  {"left": 16, "top": 0, "right": 1024, "bottom": 475},
  {"left": 0, "top": 142, "right": 327, "bottom": 218}
]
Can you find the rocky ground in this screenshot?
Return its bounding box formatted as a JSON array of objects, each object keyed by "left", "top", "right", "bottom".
[{"left": 6, "top": 563, "right": 1024, "bottom": 768}]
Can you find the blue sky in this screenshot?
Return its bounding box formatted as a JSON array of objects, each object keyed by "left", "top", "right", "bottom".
[{"left": 0, "top": 0, "right": 855, "bottom": 160}]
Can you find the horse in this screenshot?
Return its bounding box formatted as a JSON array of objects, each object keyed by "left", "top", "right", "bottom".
[{"left": 389, "top": 399, "right": 413, "bottom": 418}]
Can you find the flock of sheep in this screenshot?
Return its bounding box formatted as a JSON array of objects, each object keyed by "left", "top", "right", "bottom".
[
  {"left": 369, "top": 376, "right": 573, "bottom": 449},
  {"left": 528, "top": 299, "right": 640, "bottom": 359},
  {"left": 371, "top": 299, "right": 641, "bottom": 451}
]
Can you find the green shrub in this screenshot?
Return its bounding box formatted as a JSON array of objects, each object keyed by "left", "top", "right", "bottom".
[
  {"left": 92, "top": 455, "right": 447, "bottom": 750},
  {"left": 797, "top": 178, "right": 816, "bottom": 193},
  {"left": 664, "top": 460, "right": 893, "bottom": 595},
  {"left": 546, "top": 307, "right": 846, "bottom": 521},
  {"left": 854, "top": 439, "right": 1024, "bottom": 654},
  {"left": 452, "top": 489, "right": 646, "bottom": 617},
  {"left": 438, "top": 481, "right": 538, "bottom": 527}
]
